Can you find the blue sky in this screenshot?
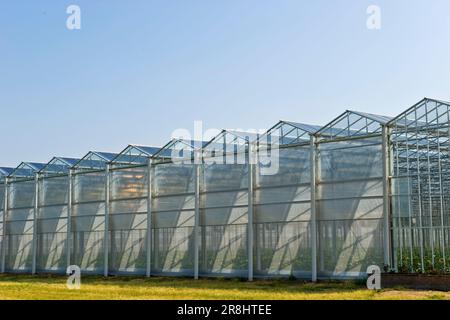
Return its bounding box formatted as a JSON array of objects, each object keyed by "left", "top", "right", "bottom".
[{"left": 1, "top": 0, "right": 450, "bottom": 166}]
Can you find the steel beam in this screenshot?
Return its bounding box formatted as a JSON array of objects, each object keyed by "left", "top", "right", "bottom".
[
  {"left": 146, "top": 158, "right": 152, "bottom": 277},
  {"left": 436, "top": 108, "right": 446, "bottom": 270},
  {"left": 382, "top": 125, "right": 392, "bottom": 269},
  {"left": 404, "top": 120, "right": 415, "bottom": 272},
  {"left": 66, "top": 169, "right": 73, "bottom": 268},
  {"left": 1, "top": 178, "right": 8, "bottom": 273},
  {"left": 104, "top": 164, "right": 110, "bottom": 277},
  {"left": 194, "top": 151, "right": 201, "bottom": 280},
  {"left": 31, "top": 174, "right": 39, "bottom": 274},
  {"left": 247, "top": 143, "right": 255, "bottom": 281},
  {"left": 310, "top": 135, "right": 318, "bottom": 282},
  {"left": 414, "top": 110, "right": 425, "bottom": 273}
]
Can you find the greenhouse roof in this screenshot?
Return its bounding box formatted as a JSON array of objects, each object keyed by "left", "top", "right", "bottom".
[
  {"left": 282, "top": 121, "right": 323, "bottom": 133},
  {"left": 73, "top": 151, "right": 118, "bottom": 170},
  {"left": 111, "top": 145, "right": 162, "bottom": 165},
  {"left": 225, "top": 130, "right": 261, "bottom": 142},
  {"left": 9, "top": 162, "right": 46, "bottom": 178},
  {"left": 39, "top": 157, "right": 80, "bottom": 175},
  {"left": 387, "top": 98, "right": 450, "bottom": 130},
  {"left": 202, "top": 129, "right": 260, "bottom": 155},
  {"left": 0, "top": 167, "right": 14, "bottom": 177},
  {"left": 4, "top": 97, "right": 450, "bottom": 170},
  {"left": 203, "top": 129, "right": 259, "bottom": 149},
  {"left": 315, "top": 110, "right": 392, "bottom": 141},
  {"left": 260, "top": 120, "right": 322, "bottom": 145},
  {"left": 348, "top": 111, "right": 392, "bottom": 125},
  {"left": 152, "top": 139, "right": 205, "bottom": 162}
]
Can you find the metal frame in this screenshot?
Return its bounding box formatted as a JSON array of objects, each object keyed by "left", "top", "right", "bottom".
[
  {"left": 146, "top": 158, "right": 153, "bottom": 277},
  {"left": 67, "top": 169, "right": 73, "bottom": 269},
  {"left": 104, "top": 164, "right": 110, "bottom": 277},
  {"left": 194, "top": 151, "right": 201, "bottom": 280},
  {"left": 382, "top": 125, "right": 392, "bottom": 268},
  {"left": 1, "top": 177, "right": 8, "bottom": 273},
  {"left": 389, "top": 98, "right": 450, "bottom": 274},
  {"left": 313, "top": 109, "right": 390, "bottom": 278},
  {"left": 4, "top": 162, "right": 45, "bottom": 273},
  {"left": 310, "top": 135, "right": 318, "bottom": 282},
  {"left": 31, "top": 173, "right": 39, "bottom": 274},
  {"left": 247, "top": 142, "right": 254, "bottom": 281}
]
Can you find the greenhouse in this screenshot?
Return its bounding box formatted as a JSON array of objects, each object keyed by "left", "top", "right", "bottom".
[{"left": 1, "top": 97, "right": 450, "bottom": 280}]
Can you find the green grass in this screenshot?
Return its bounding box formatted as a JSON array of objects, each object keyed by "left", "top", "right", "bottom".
[{"left": 0, "top": 274, "right": 448, "bottom": 300}]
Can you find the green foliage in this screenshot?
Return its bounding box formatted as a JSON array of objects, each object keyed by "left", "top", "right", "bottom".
[{"left": 396, "top": 248, "right": 450, "bottom": 274}]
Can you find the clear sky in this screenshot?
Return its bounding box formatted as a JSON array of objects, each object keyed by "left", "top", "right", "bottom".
[{"left": 1, "top": 0, "right": 450, "bottom": 167}]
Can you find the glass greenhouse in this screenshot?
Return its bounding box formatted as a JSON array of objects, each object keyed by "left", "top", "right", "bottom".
[{"left": 1, "top": 97, "right": 449, "bottom": 280}]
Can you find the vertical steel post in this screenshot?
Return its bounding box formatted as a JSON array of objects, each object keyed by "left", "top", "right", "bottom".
[
  {"left": 317, "top": 143, "right": 324, "bottom": 274},
  {"left": 422, "top": 103, "right": 435, "bottom": 270},
  {"left": 66, "top": 169, "right": 73, "bottom": 268},
  {"left": 194, "top": 150, "right": 201, "bottom": 280},
  {"left": 104, "top": 164, "right": 110, "bottom": 277},
  {"left": 146, "top": 158, "right": 152, "bottom": 277},
  {"left": 404, "top": 119, "right": 414, "bottom": 271},
  {"left": 382, "top": 125, "right": 392, "bottom": 269},
  {"left": 31, "top": 174, "right": 39, "bottom": 274},
  {"left": 1, "top": 177, "right": 8, "bottom": 273},
  {"left": 247, "top": 142, "right": 254, "bottom": 281},
  {"left": 414, "top": 110, "right": 425, "bottom": 273},
  {"left": 254, "top": 143, "right": 260, "bottom": 274},
  {"left": 310, "top": 135, "right": 318, "bottom": 282},
  {"left": 393, "top": 128, "right": 401, "bottom": 272},
  {"left": 436, "top": 108, "right": 446, "bottom": 270},
  {"left": 425, "top": 123, "right": 435, "bottom": 269}
]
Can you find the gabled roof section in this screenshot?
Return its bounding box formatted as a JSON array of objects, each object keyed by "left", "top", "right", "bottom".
[
  {"left": 0, "top": 167, "right": 14, "bottom": 180},
  {"left": 9, "top": 162, "right": 46, "bottom": 178},
  {"left": 315, "top": 110, "right": 392, "bottom": 141},
  {"left": 73, "top": 151, "right": 118, "bottom": 170},
  {"left": 387, "top": 98, "right": 450, "bottom": 130},
  {"left": 152, "top": 139, "right": 204, "bottom": 163},
  {"left": 349, "top": 111, "right": 392, "bottom": 125},
  {"left": 226, "top": 130, "right": 261, "bottom": 143},
  {"left": 203, "top": 129, "right": 260, "bottom": 156},
  {"left": 259, "top": 120, "right": 321, "bottom": 145},
  {"left": 39, "top": 157, "right": 80, "bottom": 175},
  {"left": 111, "top": 145, "right": 161, "bottom": 166}
]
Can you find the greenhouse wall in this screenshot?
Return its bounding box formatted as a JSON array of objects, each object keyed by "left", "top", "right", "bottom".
[
  {"left": 2, "top": 98, "right": 450, "bottom": 280},
  {"left": 37, "top": 173, "right": 69, "bottom": 273},
  {"left": 71, "top": 169, "right": 107, "bottom": 274},
  {"left": 152, "top": 161, "right": 196, "bottom": 276},
  {"left": 109, "top": 165, "right": 148, "bottom": 275},
  {"left": 5, "top": 177, "right": 35, "bottom": 272},
  {"left": 315, "top": 136, "right": 385, "bottom": 278},
  {"left": 0, "top": 135, "right": 390, "bottom": 279},
  {"left": 0, "top": 180, "right": 5, "bottom": 270},
  {"left": 200, "top": 154, "right": 249, "bottom": 277},
  {"left": 254, "top": 144, "right": 312, "bottom": 278}
]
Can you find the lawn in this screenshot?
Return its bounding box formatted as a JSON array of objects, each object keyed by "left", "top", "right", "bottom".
[{"left": 0, "top": 274, "right": 448, "bottom": 300}]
